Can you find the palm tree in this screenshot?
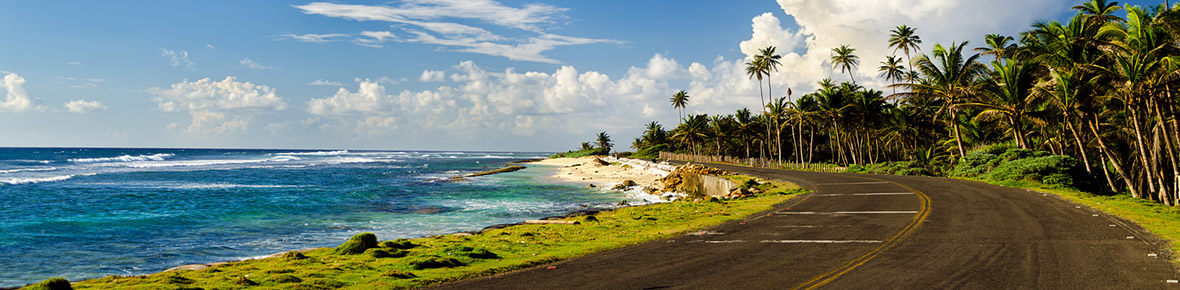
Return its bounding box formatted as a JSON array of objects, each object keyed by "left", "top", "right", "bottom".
[
  {"left": 906, "top": 41, "right": 986, "bottom": 159},
  {"left": 975, "top": 34, "right": 1018, "bottom": 62},
  {"left": 888, "top": 25, "right": 923, "bottom": 80},
  {"left": 596, "top": 132, "right": 613, "bottom": 153},
  {"left": 966, "top": 60, "right": 1041, "bottom": 149},
  {"left": 759, "top": 46, "right": 784, "bottom": 100},
  {"left": 879, "top": 55, "right": 906, "bottom": 95},
  {"left": 670, "top": 90, "right": 690, "bottom": 124},
  {"left": 672, "top": 114, "right": 709, "bottom": 155},
  {"left": 1073, "top": 0, "right": 1124, "bottom": 24},
  {"left": 831, "top": 45, "right": 860, "bottom": 84}
]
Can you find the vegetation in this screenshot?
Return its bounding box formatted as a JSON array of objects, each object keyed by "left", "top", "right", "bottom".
[
  {"left": 58, "top": 179, "right": 806, "bottom": 290},
  {"left": 552, "top": 132, "right": 614, "bottom": 158},
  {"left": 632, "top": 0, "right": 1180, "bottom": 207}
]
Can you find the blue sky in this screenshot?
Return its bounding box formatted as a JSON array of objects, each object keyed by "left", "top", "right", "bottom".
[{"left": 0, "top": 0, "right": 1165, "bottom": 151}]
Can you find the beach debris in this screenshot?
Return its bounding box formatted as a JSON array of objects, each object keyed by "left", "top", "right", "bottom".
[
  {"left": 525, "top": 220, "right": 580, "bottom": 225},
  {"left": 592, "top": 158, "right": 610, "bottom": 166}
]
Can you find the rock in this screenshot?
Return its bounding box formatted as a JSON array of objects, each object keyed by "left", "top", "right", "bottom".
[
  {"left": 621, "top": 180, "right": 638, "bottom": 187},
  {"left": 587, "top": 184, "right": 596, "bottom": 188},
  {"left": 611, "top": 183, "right": 628, "bottom": 190},
  {"left": 593, "top": 158, "right": 610, "bottom": 166}
]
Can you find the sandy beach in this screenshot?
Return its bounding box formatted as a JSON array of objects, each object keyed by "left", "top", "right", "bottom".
[{"left": 530, "top": 156, "right": 675, "bottom": 190}]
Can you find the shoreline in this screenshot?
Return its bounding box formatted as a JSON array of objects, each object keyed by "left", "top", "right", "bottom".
[{"left": 58, "top": 156, "right": 677, "bottom": 287}]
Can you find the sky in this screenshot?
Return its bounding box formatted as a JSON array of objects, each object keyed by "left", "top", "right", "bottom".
[{"left": 0, "top": 0, "right": 1166, "bottom": 151}]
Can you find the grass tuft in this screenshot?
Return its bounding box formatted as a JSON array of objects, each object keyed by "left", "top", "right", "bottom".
[{"left": 334, "top": 232, "right": 378, "bottom": 255}]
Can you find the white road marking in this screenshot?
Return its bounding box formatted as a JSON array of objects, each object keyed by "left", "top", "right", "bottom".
[
  {"left": 817, "top": 181, "right": 889, "bottom": 185},
  {"left": 703, "top": 240, "right": 747, "bottom": 244},
  {"left": 760, "top": 240, "right": 882, "bottom": 244},
  {"left": 775, "top": 211, "right": 919, "bottom": 215},
  {"left": 1127, "top": 236, "right": 1136, "bottom": 239},
  {"left": 1149, "top": 253, "right": 1158, "bottom": 257},
  {"left": 1166, "top": 279, "right": 1178, "bottom": 283},
  {"left": 817, "top": 192, "right": 914, "bottom": 196}
]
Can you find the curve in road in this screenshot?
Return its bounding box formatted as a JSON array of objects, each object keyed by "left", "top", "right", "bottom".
[{"left": 431, "top": 164, "right": 1178, "bottom": 289}]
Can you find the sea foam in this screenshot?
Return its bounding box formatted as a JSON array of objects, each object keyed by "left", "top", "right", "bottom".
[{"left": 70, "top": 154, "right": 175, "bottom": 163}]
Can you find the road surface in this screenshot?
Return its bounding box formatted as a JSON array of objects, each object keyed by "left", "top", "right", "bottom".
[{"left": 432, "top": 164, "right": 1178, "bottom": 289}]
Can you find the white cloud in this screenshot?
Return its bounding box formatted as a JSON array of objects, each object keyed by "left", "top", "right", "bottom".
[
  {"left": 354, "top": 31, "right": 397, "bottom": 48},
  {"left": 67, "top": 61, "right": 81, "bottom": 65},
  {"left": 0, "top": 73, "right": 36, "bottom": 112},
  {"left": 64, "top": 99, "right": 107, "bottom": 113},
  {"left": 279, "top": 33, "right": 351, "bottom": 43},
  {"left": 309, "top": 79, "right": 344, "bottom": 86},
  {"left": 161, "top": 48, "right": 194, "bottom": 69},
  {"left": 206, "top": 44, "right": 217, "bottom": 50},
  {"left": 294, "top": 1, "right": 618, "bottom": 63},
  {"left": 420, "top": 70, "right": 446, "bottom": 82},
  {"left": 239, "top": 58, "right": 271, "bottom": 70},
  {"left": 147, "top": 76, "right": 288, "bottom": 135}
]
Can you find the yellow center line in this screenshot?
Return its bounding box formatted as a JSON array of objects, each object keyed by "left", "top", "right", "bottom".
[{"left": 790, "top": 178, "right": 932, "bottom": 290}]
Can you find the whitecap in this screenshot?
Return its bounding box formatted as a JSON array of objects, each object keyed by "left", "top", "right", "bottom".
[
  {"left": 0, "top": 167, "right": 57, "bottom": 174},
  {"left": 0, "top": 174, "right": 89, "bottom": 185},
  {"left": 69, "top": 153, "right": 175, "bottom": 163},
  {"left": 275, "top": 150, "right": 349, "bottom": 156}
]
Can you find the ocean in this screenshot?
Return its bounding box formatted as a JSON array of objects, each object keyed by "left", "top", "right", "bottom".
[{"left": 0, "top": 148, "right": 642, "bottom": 287}]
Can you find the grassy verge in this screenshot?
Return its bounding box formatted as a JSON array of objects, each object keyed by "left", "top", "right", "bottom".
[
  {"left": 956, "top": 177, "right": 1180, "bottom": 265},
  {"left": 56, "top": 177, "right": 805, "bottom": 290}
]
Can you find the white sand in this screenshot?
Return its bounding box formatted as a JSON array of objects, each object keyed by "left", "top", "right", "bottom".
[{"left": 530, "top": 156, "right": 673, "bottom": 189}]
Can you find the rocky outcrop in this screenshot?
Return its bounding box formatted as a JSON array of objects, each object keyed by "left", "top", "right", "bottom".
[{"left": 657, "top": 163, "right": 732, "bottom": 194}]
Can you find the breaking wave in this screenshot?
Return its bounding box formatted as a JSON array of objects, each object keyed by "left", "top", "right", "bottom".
[{"left": 70, "top": 154, "right": 175, "bottom": 163}]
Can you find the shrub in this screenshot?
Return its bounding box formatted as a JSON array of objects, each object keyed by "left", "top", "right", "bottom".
[
  {"left": 165, "top": 275, "right": 194, "bottom": 285},
  {"left": 984, "top": 155, "right": 1091, "bottom": 190},
  {"left": 408, "top": 256, "right": 466, "bottom": 270},
  {"left": 25, "top": 278, "right": 72, "bottom": 290},
  {"left": 950, "top": 151, "right": 998, "bottom": 177},
  {"left": 379, "top": 238, "right": 415, "bottom": 249},
  {"left": 335, "top": 232, "right": 379, "bottom": 255},
  {"left": 846, "top": 161, "right": 932, "bottom": 176},
  {"left": 366, "top": 248, "right": 407, "bottom": 259},
  {"left": 550, "top": 147, "right": 608, "bottom": 158},
  {"left": 234, "top": 276, "right": 258, "bottom": 286}
]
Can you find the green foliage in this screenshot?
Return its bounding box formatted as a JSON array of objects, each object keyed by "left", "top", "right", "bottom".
[
  {"left": 408, "top": 256, "right": 466, "bottom": 270},
  {"left": 334, "top": 232, "right": 378, "bottom": 255},
  {"left": 950, "top": 146, "right": 1092, "bottom": 191},
  {"left": 846, "top": 161, "right": 932, "bottom": 176},
  {"left": 549, "top": 147, "right": 609, "bottom": 158},
  {"left": 282, "top": 251, "right": 309, "bottom": 260},
  {"left": 984, "top": 155, "right": 1091, "bottom": 190},
  {"left": 366, "top": 248, "right": 408, "bottom": 258},
  {"left": 633, "top": 144, "right": 669, "bottom": 159},
  {"left": 379, "top": 238, "right": 415, "bottom": 249},
  {"left": 23, "top": 277, "right": 72, "bottom": 290},
  {"left": 234, "top": 276, "right": 258, "bottom": 286}
]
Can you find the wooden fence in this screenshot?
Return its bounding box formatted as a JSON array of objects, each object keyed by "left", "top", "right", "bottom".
[{"left": 658, "top": 152, "right": 845, "bottom": 173}]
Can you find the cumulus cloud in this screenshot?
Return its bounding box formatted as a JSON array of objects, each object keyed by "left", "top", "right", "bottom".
[
  {"left": 420, "top": 70, "right": 446, "bottom": 82},
  {"left": 147, "top": 76, "right": 288, "bottom": 135},
  {"left": 0, "top": 73, "right": 37, "bottom": 112},
  {"left": 279, "top": 33, "right": 350, "bottom": 43},
  {"left": 64, "top": 99, "right": 107, "bottom": 113},
  {"left": 294, "top": 1, "right": 619, "bottom": 63},
  {"left": 161, "top": 48, "right": 194, "bottom": 69},
  {"left": 737, "top": 0, "right": 1070, "bottom": 93},
  {"left": 239, "top": 58, "right": 271, "bottom": 70}
]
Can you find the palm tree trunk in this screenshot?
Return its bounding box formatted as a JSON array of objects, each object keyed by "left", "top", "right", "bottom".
[
  {"left": 1151, "top": 98, "right": 1178, "bottom": 206},
  {"left": 1129, "top": 105, "right": 1159, "bottom": 196},
  {"left": 809, "top": 126, "right": 816, "bottom": 165},
  {"left": 950, "top": 109, "right": 967, "bottom": 160},
  {"left": 1065, "top": 114, "right": 1093, "bottom": 174},
  {"left": 1091, "top": 115, "right": 1140, "bottom": 197}
]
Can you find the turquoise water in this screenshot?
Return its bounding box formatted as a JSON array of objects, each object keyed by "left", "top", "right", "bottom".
[{"left": 0, "top": 148, "right": 634, "bottom": 287}]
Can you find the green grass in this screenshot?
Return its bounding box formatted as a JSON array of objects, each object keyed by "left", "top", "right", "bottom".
[
  {"left": 957, "top": 177, "right": 1180, "bottom": 265},
  {"left": 56, "top": 177, "right": 805, "bottom": 290}
]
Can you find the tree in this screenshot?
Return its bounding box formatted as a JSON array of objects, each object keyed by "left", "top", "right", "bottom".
[
  {"left": 831, "top": 45, "right": 860, "bottom": 84},
  {"left": 879, "top": 55, "right": 906, "bottom": 95},
  {"left": 596, "top": 132, "right": 613, "bottom": 153},
  {"left": 670, "top": 90, "right": 690, "bottom": 124},
  {"left": 888, "top": 25, "right": 923, "bottom": 80},
  {"left": 906, "top": 41, "right": 986, "bottom": 159},
  {"left": 967, "top": 60, "right": 1041, "bottom": 149},
  {"left": 975, "top": 34, "right": 1018, "bottom": 62}
]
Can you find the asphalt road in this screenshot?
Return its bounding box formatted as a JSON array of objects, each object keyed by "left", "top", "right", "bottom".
[{"left": 432, "top": 164, "right": 1179, "bottom": 289}]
